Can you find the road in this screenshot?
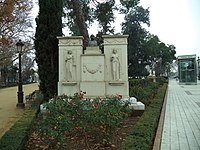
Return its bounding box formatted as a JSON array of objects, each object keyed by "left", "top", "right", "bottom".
[{"left": 0, "top": 83, "right": 39, "bottom": 138}]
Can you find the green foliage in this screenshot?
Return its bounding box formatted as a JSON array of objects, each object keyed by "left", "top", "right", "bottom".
[
  {"left": 21, "top": 53, "right": 35, "bottom": 83},
  {"left": 0, "top": 93, "right": 42, "bottom": 150},
  {"left": 35, "top": 0, "right": 63, "bottom": 99},
  {"left": 143, "top": 34, "right": 176, "bottom": 76},
  {"left": 0, "top": 65, "right": 17, "bottom": 85},
  {"left": 129, "top": 79, "right": 159, "bottom": 105},
  {"left": 37, "top": 92, "right": 130, "bottom": 146},
  {"left": 121, "top": 2, "right": 176, "bottom": 78},
  {"left": 121, "top": 83, "right": 168, "bottom": 150},
  {"left": 122, "top": 5, "right": 150, "bottom": 78},
  {"left": 63, "top": 0, "right": 94, "bottom": 36},
  {"left": 94, "top": 0, "right": 115, "bottom": 34},
  {"left": 120, "top": 0, "right": 140, "bottom": 12}
]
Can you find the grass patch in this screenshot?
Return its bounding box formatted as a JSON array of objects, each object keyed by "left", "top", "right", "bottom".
[{"left": 0, "top": 93, "right": 42, "bottom": 150}]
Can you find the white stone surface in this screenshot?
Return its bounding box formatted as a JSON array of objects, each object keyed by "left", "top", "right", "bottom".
[
  {"left": 80, "top": 82, "right": 105, "bottom": 97},
  {"left": 121, "top": 97, "right": 145, "bottom": 110},
  {"left": 40, "top": 103, "right": 46, "bottom": 112},
  {"left": 129, "top": 102, "right": 145, "bottom": 110},
  {"left": 84, "top": 46, "right": 101, "bottom": 54},
  {"left": 129, "top": 97, "right": 137, "bottom": 104}
]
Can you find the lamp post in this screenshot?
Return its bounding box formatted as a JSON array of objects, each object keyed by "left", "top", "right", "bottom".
[
  {"left": 197, "top": 56, "right": 200, "bottom": 80},
  {"left": 16, "top": 39, "right": 25, "bottom": 108}
]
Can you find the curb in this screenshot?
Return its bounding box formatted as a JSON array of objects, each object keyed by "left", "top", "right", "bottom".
[{"left": 152, "top": 84, "right": 168, "bottom": 150}]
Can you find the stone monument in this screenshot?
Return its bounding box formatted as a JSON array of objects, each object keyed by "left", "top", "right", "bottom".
[
  {"left": 57, "top": 35, "right": 129, "bottom": 98},
  {"left": 41, "top": 35, "right": 145, "bottom": 112}
]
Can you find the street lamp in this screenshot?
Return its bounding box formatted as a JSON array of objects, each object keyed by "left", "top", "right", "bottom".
[
  {"left": 16, "top": 39, "right": 25, "bottom": 108},
  {"left": 197, "top": 56, "right": 200, "bottom": 80}
]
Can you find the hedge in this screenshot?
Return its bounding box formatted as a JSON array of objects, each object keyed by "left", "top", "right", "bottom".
[
  {"left": 129, "top": 79, "right": 159, "bottom": 106},
  {"left": 120, "top": 83, "right": 168, "bottom": 150}
]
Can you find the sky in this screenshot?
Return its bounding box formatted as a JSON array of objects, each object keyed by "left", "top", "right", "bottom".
[
  {"left": 139, "top": 0, "right": 200, "bottom": 58},
  {"left": 32, "top": 0, "right": 200, "bottom": 58}
]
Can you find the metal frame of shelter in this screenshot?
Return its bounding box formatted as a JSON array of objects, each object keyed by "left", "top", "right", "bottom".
[{"left": 177, "top": 54, "right": 197, "bottom": 85}]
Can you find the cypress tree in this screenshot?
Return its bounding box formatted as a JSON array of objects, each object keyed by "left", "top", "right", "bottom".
[{"left": 35, "top": 0, "right": 63, "bottom": 99}]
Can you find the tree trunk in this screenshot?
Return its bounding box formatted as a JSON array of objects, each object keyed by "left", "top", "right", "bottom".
[{"left": 71, "top": 0, "right": 89, "bottom": 49}]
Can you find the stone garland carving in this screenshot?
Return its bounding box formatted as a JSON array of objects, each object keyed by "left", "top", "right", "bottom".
[
  {"left": 60, "top": 39, "right": 82, "bottom": 45},
  {"left": 83, "top": 64, "right": 102, "bottom": 74},
  {"left": 111, "top": 49, "right": 120, "bottom": 81},
  {"left": 104, "top": 38, "right": 126, "bottom": 44}
]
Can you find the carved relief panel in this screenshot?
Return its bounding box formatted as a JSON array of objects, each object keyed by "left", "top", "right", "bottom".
[{"left": 81, "top": 55, "right": 104, "bottom": 81}]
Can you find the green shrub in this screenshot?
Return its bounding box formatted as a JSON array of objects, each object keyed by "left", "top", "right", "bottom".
[
  {"left": 121, "top": 83, "right": 167, "bottom": 150},
  {"left": 129, "top": 79, "right": 159, "bottom": 105}
]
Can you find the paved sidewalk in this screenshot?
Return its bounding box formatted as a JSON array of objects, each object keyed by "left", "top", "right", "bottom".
[
  {"left": 161, "top": 79, "right": 200, "bottom": 150},
  {"left": 0, "top": 83, "right": 39, "bottom": 138}
]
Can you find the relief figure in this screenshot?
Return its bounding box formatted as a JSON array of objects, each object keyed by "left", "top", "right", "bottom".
[
  {"left": 111, "top": 49, "right": 120, "bottom": 81},
  {"left": 65, "top": 50, "right": 74, "bottom": 81}
]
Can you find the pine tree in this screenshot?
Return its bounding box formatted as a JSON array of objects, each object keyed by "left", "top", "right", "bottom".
[{"left": 35, "top": 0, "right": 63, "bottom": 99}]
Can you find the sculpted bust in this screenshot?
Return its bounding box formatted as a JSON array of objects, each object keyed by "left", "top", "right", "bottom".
[{"left": 88, "top": 34, "right": 97, "bottom": 47}]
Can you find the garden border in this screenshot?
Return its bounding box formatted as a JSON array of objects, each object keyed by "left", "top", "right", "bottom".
[{"left": 152, "top": 84, "right": 168, "bottom": 150}]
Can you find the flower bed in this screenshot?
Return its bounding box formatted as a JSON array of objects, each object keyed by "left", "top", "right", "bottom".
[{"left": 29, "top": 92, "right": 131, "bottom": 148}]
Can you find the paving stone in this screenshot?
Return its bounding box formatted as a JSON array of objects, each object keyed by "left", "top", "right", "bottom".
[{"left": 160, "top": 80, "right": 200, "bottom": 150}]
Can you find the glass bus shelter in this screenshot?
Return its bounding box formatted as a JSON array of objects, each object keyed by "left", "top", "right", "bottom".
[{"left": 178, "top": 55, "right": 197, "bottom": 84}]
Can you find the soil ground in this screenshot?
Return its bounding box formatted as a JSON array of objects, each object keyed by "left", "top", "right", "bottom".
[
  {"left": 0, "top": 83, "right": 39, "bottom": 138},
  {"left": 25, "top": 115, "right": 141, "bottom": 150}
]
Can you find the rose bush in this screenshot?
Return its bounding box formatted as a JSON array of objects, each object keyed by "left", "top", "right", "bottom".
[{"left": 37, "top": 92, "right": 130, "bottom": 146}]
